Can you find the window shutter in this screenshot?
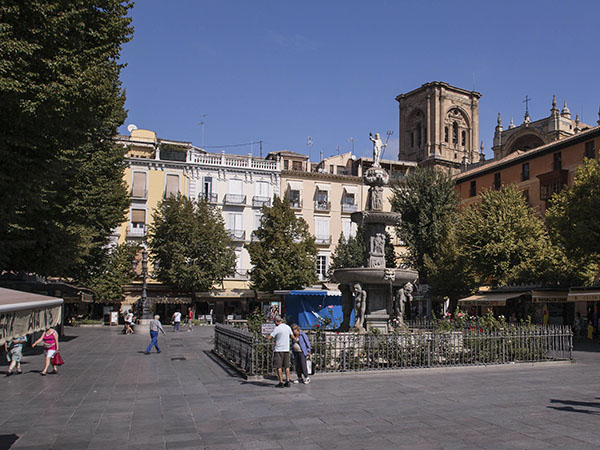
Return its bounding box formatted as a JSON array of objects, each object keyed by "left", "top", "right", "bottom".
[
  {"left": 131, "top": 209, "right": 146, "bottom": 223},
  {"left": 165, "top": 174, "right": 179, "bottom": 197},
  {"left": 132, "top": 172, "right": 146, "bottom": 197}
]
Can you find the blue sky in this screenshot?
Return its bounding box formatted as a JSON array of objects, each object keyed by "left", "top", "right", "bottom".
[{"left": 119, "top": 1, "right": 600, "bottom": 160}]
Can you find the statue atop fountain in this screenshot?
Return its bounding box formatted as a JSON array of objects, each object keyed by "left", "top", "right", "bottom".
[{"left": 333, "top": 133, "right": 418, "bottom": 333}]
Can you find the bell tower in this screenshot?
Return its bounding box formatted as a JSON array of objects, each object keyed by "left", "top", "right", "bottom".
[{"left": 395, "top": 82, "right": 482, "bottom": 172}]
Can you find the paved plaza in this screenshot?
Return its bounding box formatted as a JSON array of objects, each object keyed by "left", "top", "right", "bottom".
[{"left": 1, "top": 326, "right": 600, "bottom": 450}]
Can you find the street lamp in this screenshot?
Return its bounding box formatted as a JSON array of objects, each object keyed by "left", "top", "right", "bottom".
[{"left": 132, "top": 249, "right": 151, "bottom": 320}]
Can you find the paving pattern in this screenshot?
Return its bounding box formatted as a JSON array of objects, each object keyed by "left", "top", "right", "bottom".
[{"left": 1, "top": 326, "right": 600, "bottom": 449}]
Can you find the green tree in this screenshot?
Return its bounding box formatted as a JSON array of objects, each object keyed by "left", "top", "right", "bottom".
[
  {"left": 328, "top": 226, "right": 396, "bottom": 278},
  {"left": 390, "top": 167, "right": 458, "bottom": 282},
  {"left": 546, "top": 157, "right": 600, "bottom": 261},
  {"left": 424, "top": 221, "right": 477, "bottom": 311},
  {"left": 149, "top": 196, "right": 236, "bottom": 296},
  {"left": 457, "top": 186, "right": 553, "bottom": 286},
  {"left": 87, "top": 242, "right": 139, "bottom": 303},
  {"left": 245, "top": 195, "right": 317, "bottom": 291},
  {"left": 0, "top": 1, "right": 133, "bottom": 277}
]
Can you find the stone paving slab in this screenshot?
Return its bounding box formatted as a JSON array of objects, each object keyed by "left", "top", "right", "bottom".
[{"left": 1, "top": 326, "right": 600, "bottom": 449}]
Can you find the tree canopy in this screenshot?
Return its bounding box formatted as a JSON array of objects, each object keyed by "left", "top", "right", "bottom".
[
  {"left": 87, "top": 242, "right": 139, "bottom": 304},
  {"left": 546, "top": 157, "right": 600, "bottom": 262},
  {"left": 245, "top": 196, "right": 317, "bottom": 291},
  {"left": 0, "top": 1, "right": 133, "bottom": 278},
  {"left": 390, "top": 167, "right": 458, "bottom": 282},
  {"left": 149, "top": 196, "right": 236, "bottom": 295}
]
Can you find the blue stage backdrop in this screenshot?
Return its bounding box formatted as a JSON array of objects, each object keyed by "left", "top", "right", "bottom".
[{"left": 284, "top": 290, "right": 354, "bottom": 330}]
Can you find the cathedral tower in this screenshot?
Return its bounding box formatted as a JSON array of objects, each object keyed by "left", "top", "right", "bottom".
[{"left": 395, "top": 82, "right": 482, "bottom": 172}]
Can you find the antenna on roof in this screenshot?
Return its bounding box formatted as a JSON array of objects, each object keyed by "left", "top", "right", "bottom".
[{"left": 380, "top": 130, "right": 394, "bottom": 160}]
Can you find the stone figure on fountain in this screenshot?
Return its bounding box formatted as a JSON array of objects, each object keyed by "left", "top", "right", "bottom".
[
  {"left": 352, "top": 282, "right": 367, "bottom": 332},
  {"left": 369, "top": 132, "right": 383, "bottom": 168}
]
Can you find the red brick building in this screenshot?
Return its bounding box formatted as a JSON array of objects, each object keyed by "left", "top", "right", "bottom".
[{"left": 455, "top": 125, "right": 600, "bottom": 214}]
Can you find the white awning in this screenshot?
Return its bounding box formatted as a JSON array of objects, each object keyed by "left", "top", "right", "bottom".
[
  {"left": 343, "top": 185, "right": 358, "bottom": 195},
  {"left": 531, "top": 290, "right": 569, "bottom": 303},
  {"left": 567, "top": 290, "right": 600, "bottom": 302},
  {"left": 287, "top": 180, "right": 303, "bottom": 191},
  {"left": 458, "top": 292, "right": 522, "bottom": 306},
  {"left": 315, "top": 183, "right": 330, "bottom": 192},
  {"left": 0, "top": 288, "right": 63, "bottom": 345}
]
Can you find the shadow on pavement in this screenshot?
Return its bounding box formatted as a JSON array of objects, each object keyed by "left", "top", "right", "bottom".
[
  {"left": 239, "top": 379, "right": 277, "bottom": 388},
  {"left": 0, "top": 434, "right": 19, "bottom": 450},
  {"left": 550, "top": 399, "right": 600, "bottom": 409},
  {"left": 202, "top": 350, "right": 245, "bottom": 379},
  {"left": 548, "top": 406, "right": 600, "bottom": 415},
  {"left": 548, "top": 399, "right": 600, "bottom": 415}
]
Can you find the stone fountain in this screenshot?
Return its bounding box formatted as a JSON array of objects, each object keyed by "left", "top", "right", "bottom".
[{"left": 333, "top": 132, "right": 418, "bottom": 333}]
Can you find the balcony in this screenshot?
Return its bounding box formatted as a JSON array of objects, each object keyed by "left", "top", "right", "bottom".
[
  {"left": 130, "top": 189, "right": 147, "bottom": 201},
  {"left": 315, "top": 235, "right": 332, "bottom": 245},
  {"left": 250, "top": 231, "right": 260, "bottom": 241},
  {"left": 289, "top": 199, "right": 303, "bottom": 210},
  {"left": 227, "top": 229, "right": 246, "bottom": 241},
  {"left": 224, "top": 194, "right": 246, "bottom": 205},
  {"left": 342, "top": 203, "right": 358, "bottom": 213},
  {"left": 127, "top": 224, "right": 147, "bottom": 237},
  {"left": 252, "top": 196, "right": 271, "bottom": 208},
  {"left": 315, "top": 200, "right": 331, "bottom": 212},
  {"left": 200, "top": 192, "right": 218, "bottom": 204}
]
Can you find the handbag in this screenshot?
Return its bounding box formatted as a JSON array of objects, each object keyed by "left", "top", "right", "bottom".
[
  {"left": 306, "top": 357, "right": 314, "bottom": 375},
  {"left": 51, "top": 351, "right": 64, "bottom": 366}
]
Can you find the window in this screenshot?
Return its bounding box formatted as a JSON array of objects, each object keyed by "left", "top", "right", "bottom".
[
  {"left": 283, "top": 160, "right": 289, "bottom": 170},
  {"left": 342, "top": 218, "right": 356, "bottom": 239},
  {"left": 585, "top": 141, "right": 595, "bottom": 159},
  {"left": 553, "top": 152, "right": 562, "bottom": 170},
  {"left": 227, "top": 179, "right": 244, "bottom": 203},
  {"left": 416, "top": 124, "right": 422, "bottom": 148},
  {"left": 522, "top": 189, "right": 530, "bottom": 205},
  {"left": 203, "top": 177, "right": 212, "bottom": 195},
  {"left": 316, "top": 189, "right": 329, "bottom": 210},
  {"left": 329, "top": 165, "right": 334, "bottom": 174},
  {"left": 522, "top": 163, "right": 530, "bottom": 181},
  {"left": 452, "top": 122, "right": 458, "bottom": 144},
  {"left": 254, "top": 213, "right": 262, "bottom": 230},
  {"left": 315, "top": 218, "right": 330, "bottom": 243},
  {"left": 343, "top": 192, "right": 355, "bottom": 205},
  {"left": 131, "top": 209, "right": 146, "bottom": 227},
  {"left": 255, "top": 181, "right": 269, "bottom": 199},
  {"left": 234, "top": 250, "right": 243, "bottom": 277},
  {"left": 292, "top": 161, "right": 303, "bottom": 171},
  {"left": 131, "top": 172, "right": 147, "bottom": 198},
  {"left": 226, "top": 213, "right": 243, "bottom": 239},
  {"left": 461, "top": 131, "right": 466, "bottom": 147},
  {"left": 469, "top": 180, "right": 476, "bottom": 197},
  {"left": 540, "top": 179, "right": 563, "bottom": 200},
  {"left": 165, "top": 174, "right": 179, "bottom": 198},
  {"left": 289, "top": 190, "right": 301, "bottom": 208},
  {"left": 493, "top": 172, "right": 501, "bottom": 190},
  {"left": 316, "top": 255, "right": 328, "bottom": 280},
  {"left": 444, "top": 126, "right": 449, "bottom": 143}
]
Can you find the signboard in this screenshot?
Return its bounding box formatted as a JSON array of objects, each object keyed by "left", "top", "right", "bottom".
[
  {"left": 0, "top": 306, "right": 62, "bottom": 345},
  {"left": 261, "top": 323, "right": 276, "bottom": 337}
]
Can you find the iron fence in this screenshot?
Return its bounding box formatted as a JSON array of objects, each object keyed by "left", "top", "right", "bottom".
[{"left": 214, "top": 325, "right": 572, "bottom": 377}]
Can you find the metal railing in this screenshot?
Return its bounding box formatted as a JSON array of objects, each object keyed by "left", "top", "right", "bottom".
[
  {"left": 252, "top": 196, "right": 271, "bottom": 207},
  {"left": 315, "top": 235, "right": 332, "bottom": 245},
  {"left": 314, "top": 200, "right": 331, "bottom": 211},
  {"left": 214, "top": 325, "right": 572, "bottom": 377},
  {"left": 227, "top": 229, "right": 246, "bottom": 241},
  {"left": 224, "top": 194, "right": 246, "bottom": 205},
  {"left": 289, "top": 199, "right": 302, "bottom": 210},
  {"left": 200, "top": 192, "right": 218, "bottom": 203},
  {"left": 342, "top": 203, "right": 358, "bottom": 213}
]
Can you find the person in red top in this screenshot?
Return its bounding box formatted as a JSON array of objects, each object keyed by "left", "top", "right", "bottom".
[
  {"left": 32, "top": 327, "right": 59, "bottom": 376},
  {"left": 187, "top": 306, "right": 194, "bottom": 331}
]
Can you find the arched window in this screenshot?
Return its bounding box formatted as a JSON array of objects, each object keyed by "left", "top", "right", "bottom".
[
  {"left": 461, "top": 130, "right": 466, "bottom": 146},
  {"left": 416, "top": 124, "right": 422, "bottom": 148},
  {"left": 444, "top": 126, "right": 449, "bottom": 143},
  {"left": 452, "top": 122, "right": 458, "bottom": 144}
]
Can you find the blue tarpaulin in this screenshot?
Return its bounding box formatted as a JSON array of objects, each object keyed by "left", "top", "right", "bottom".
[{"left": 284, "top": 290, "right": 354, "bottom": 330}]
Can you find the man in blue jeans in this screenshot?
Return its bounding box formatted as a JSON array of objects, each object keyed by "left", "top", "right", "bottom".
[{"left": 145, "top": 315, "right": 166, "bottom": 354}]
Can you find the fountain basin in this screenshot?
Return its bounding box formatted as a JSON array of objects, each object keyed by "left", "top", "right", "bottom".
[{"left": 333, "top": 267, "right": 418, "bottom": 287}]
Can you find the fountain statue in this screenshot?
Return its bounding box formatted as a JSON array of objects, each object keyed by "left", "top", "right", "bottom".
[{"left": 333, "top": 133, "right": 418, "bottom": 332}]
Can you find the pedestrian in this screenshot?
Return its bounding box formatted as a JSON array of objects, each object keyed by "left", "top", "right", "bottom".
[
  {"left": 4, "top": 335, "right": 27, "bottom": 376},
  {"left": 291, "top": 324, "right": 311, "bottom": 384},
  {"left": 573, "top": 312, "right": 582, "bottom": 340},
  {"left": 268, "top": 315, "right": 293, "bottom": 388},
  {"left": 32, "top": 326, "right": 60, "bottom": 376},
  {"left": 172, "top": 310, "right": 181, "bottom": 332},
  {"left": 186, "top": 306, "right": 194, "bottom": 331},
  {"left": 145, "top": 315, "right": 165, "bottom": 354},
  {"left": 124, "top": 310, "right": 134, "bottom": 334}
]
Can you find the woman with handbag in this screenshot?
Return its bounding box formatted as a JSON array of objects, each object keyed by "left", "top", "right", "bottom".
[
  {"left": 291, "top": 324, "right": 311, "bottom": 384},
  {"left": 32, "top": 327, "right": 60, "bottom": 376}
]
